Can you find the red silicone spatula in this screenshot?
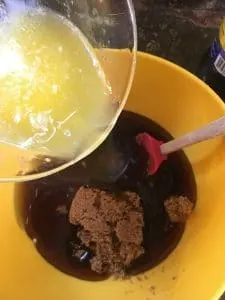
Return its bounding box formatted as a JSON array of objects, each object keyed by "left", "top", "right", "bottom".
[{"left": 136, "top": 115, "right": 225, "bottom": 175}]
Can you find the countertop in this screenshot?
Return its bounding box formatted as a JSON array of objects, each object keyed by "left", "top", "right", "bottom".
[
  {"left": 134, "top": 0, "right": 225, "bottom": 74},
  {"left": 133, "top": 1, "right": 225, "bottom": 299}
]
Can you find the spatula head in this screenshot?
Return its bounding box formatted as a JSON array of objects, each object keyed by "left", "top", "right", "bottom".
[{"left": 136, "top": 133, "right": 167, "bottom": 175}]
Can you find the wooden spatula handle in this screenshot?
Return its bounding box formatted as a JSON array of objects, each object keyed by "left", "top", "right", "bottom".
[{"left": 161, "top": 115, "right": 225, "bottom": 155}]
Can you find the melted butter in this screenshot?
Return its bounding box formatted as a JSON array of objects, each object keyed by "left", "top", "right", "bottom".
[{"left": 0, "top": 7, "right": 114, "bottom": 158}]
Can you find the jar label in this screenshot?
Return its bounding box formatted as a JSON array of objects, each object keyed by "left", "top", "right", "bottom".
[{"left": 211, "top": 38, "right": 225, "bottom": 77}]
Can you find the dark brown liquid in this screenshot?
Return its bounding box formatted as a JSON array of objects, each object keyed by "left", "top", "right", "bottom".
[{"left": 15, "top": 111, "right": 196, "bottom": 281}]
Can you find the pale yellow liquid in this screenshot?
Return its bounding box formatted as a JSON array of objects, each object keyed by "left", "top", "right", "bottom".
[{"left": 0, "top": 7, "right": 114, "bottom": 158}]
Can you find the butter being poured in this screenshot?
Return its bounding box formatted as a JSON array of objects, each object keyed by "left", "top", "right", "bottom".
[{"left": 0, "top": 5, "right": 114, "bottom": 159}]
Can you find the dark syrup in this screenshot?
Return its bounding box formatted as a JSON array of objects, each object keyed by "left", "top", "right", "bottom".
[{"left": 15, "top": 111, "right": 196, "bottom": 281}]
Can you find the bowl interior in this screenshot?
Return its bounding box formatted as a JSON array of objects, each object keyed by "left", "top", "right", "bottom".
[{"left": 1, "top": 51, "right": 225, "bottom": 300}]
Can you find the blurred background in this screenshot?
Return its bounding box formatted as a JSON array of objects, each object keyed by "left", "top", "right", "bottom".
[{"left": 133, "top": 0, "right": 224, "bottom": 73}]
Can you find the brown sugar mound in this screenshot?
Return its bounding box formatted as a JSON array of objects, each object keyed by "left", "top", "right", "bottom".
[
  {"left": 69, "top": 186, "right": 144, "bottom": 275},
  {"left": 164, "top": 196, "right": 193, "bottom": 223}
]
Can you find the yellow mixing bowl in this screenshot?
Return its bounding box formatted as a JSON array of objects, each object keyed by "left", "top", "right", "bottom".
[{"left": 1, "top": 51, "right": 225, "bottom": 300}]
